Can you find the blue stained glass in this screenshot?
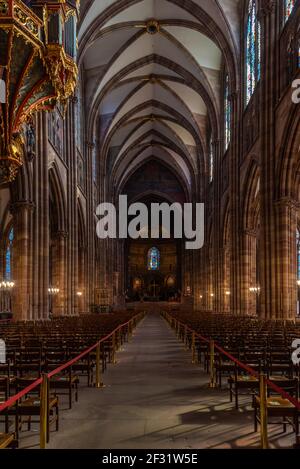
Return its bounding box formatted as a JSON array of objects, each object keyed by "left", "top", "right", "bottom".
[
  {"left": 5, "top": 228, "right": 14, "bottom": 281},
  {"left": 224, "top": 74, "right": 231, "bottom": 151},
  {"left": 285, "top": 0, "right": 296, "bottom": 22},
  {"left": 148, "top": 247, "right": 160, "bottom": 271},
  {"left": 257, "top": 20, "right": 261, "bottom": 81},
  {"left": 246, "top": 0, "right": 261, "bottom": 105}
]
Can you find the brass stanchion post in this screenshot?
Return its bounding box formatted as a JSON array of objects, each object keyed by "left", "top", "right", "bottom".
[
  {"left": 116, "top": 329, "right": 120, "bottom": 351},
  {"left": 209, "top": 340, "right": 216, "bottom": 388},
  {"left": 259, "top": 373, "right": 269, "bottom": 449},
  {"left": 95, "top": 343, "right": 104, "bottom": 388},
  {"left": 191, "top": 332, "right": 197, "bottom": 364},
  {"left": 184, "top": 325, "right": 188, "bottom": 349},
  {"left": 112, "top": 332, "right": 117, "bottom": 364},
  {"left": 176, "top": 321, "right": 180, "bottom": 339},
  {"left": 40, "top": 373, "right": 48, "bottom": 449}
]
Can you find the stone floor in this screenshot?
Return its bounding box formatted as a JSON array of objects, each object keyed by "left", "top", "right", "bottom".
[{"left": 21, "top": 313, "right": 295, "bottom": 449}]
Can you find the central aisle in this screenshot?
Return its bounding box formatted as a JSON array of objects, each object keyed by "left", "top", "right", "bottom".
[{"left": 46, "top": 314, "right": 293, "bottom": 449}]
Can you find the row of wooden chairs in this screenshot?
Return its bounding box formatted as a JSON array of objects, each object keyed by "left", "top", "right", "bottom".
[
  {"left": 0, "top": 311, "right": 142, "bottom": 448},
  {"left": 169, "top": 311, "right": 300, "bottom": 446}
]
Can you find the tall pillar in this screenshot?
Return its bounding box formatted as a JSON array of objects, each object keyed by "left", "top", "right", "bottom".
[
  {"left": 51, "top": 230, "right": 68, "bottom": 316},
  {"left": 32, "top": 112, "right": 49, "bottom": 320},
  {"left": 10, "top": 202, "right": 34, "bottom": 321},
  {"left": 275, "top": 198, "right": 299, "bottom": 319},
  {"left": 86, "top": 142, "right": 96, "bottom": 310},
  {"left": 259, "top": 1, "right": 277, "bottom": 318},
  {"left": 65, "top": 99, "right": 78, "bottom": 316},
  {"left": 229, "top": 90, "right": 242, "bottom": 315},
  {"left": 240, "top": 230, "right": 257, "bottom": 315}
]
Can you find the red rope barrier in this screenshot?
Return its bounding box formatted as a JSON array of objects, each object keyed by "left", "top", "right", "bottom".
[
  {"left": 266, "top": 379, "right": 300, "bottom": 409},
  {"left": 215, "top": 344, "right": 259, "bottom": 377},
  {"left": 0, "top": 377, "right": 42, "bottom": 413},
  {"left": 47, "top": 322, "right": 132, "bottom": 378},
  {"left": 0, "top": 313, "right": 142, "bottom": 413},
  {"left": 47, "top": 342, "right": 99, "bottom": 379},
  {"left": 168, "top": 314, "right": 300, "bottom": 410}
]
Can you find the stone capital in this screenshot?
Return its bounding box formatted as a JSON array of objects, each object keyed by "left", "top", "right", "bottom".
[
  {"left": 242, "top": 228, "right": 258, "bottom": 238},
  {"left": 10, "top": 201, "right": 35, "bottom": 215},
  {"left": 258, "top": 0, "right": 276, "bottom": 20},
  {"left": 274, "top": 197, "right": 300, "bottom": 211},
  {"left": 53, "top": 230, "right": 69, "bottom": 240},
  {"left": 86, "top": 141, "right": 95, "bottom": 150}
]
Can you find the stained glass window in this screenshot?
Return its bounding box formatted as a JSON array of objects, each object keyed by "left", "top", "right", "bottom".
[
  {"left": 148, "top": 247, "right": 160, "bottom": 271},
  {"left": 224, "top": 74, "right": 231, "bottom": 151},
  {"left": 246, "top": 0, "right": 261, "bottom": 105},
  {"left": 285, "top": 0, "right": 296, "bottom": 22},
  {"left": 5, "top": 228, "right": 13, "bottom": 281}
]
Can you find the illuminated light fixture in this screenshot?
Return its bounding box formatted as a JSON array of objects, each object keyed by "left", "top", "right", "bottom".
[
  {"left": 249, "top": 286, "right": 260, "bottom": 293},
  {"left": 0, "top": 281, "right": 15, "bottom": 289},
  {"left": 210, "top": 293, "right": 214, "bottom": 297},
  {"left": 48, "top": 287, "right": 60, "bottom": 294},
  {"left": 77, "top": 291, "right": 83, "bottom": 297},
  {"left": 297, "top": 280, "right": 300, "bottom": 287},
  {"left": 225, "top": 291, "right": 231, "bottom": 296}
]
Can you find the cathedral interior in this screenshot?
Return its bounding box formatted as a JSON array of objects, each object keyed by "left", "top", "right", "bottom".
[{"left": 0, "top": 0, "right": 300, "bottom": 452}]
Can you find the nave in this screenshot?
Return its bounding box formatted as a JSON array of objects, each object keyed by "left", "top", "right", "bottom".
[{"left": 42, "top": 314, "right": 294, "bottom": 450}]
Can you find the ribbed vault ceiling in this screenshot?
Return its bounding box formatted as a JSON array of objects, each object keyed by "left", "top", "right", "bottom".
[{"left": 78, "top": 0, "right": 240, "bottom": 199}]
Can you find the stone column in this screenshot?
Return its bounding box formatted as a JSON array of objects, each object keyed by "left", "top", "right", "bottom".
[
  {"left": 10, "top": 201, "right": 34, "bottom": 320},
  {"left": 275, "top": 198, "right": 299, "bottom": 319},
  {"left": 240, "top": 230, "right": 257, "bottom": 315},
  {"left": 32, "top": 112, "right": 49, "bottom": 320},
  {"left": 259, "top": 1, "right": 277, "bottom": 318},
  {"left": 65, "top": 99, "right": 78, "bottom": 316},
  {"left": 86, "top": 141, "right": 96, "bottom": 310},
  {"left": 51, "top": 230, "right": 68, "bottom": 316},
  {"left": 229, "top": 90, "right": 242, "bottom": 315}
]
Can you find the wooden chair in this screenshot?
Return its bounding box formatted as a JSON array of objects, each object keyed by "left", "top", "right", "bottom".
[
  {"left": 0, "top": 433, "right": 18, "bottom": 449},
  {"left": 253, "top": 378, "right": 299, "bottom": 440},
  {"left": 13, "top": 377, "right": 59, "bottom": 443},
  {"left": 67, "top": 349, "right": 95, "bottom": 386},
  {"left": 48, "top": 368, "right": 79, "bottom": 410},
  {"left": 229, "top": 367, "right": 259, "bottom": 410},
  {"left": 0, "top": 376, "right": 10, "bottom": 433},
  {"left": 216, "top": 350, "right": 240, "bottom": 388}
]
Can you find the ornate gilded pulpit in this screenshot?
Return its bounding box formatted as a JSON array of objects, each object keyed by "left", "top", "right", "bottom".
[{"left": 0, "top": 0, "right": 79, "bottom": 185}]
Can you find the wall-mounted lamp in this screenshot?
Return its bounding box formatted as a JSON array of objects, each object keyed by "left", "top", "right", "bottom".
[
  {"left": 48, "top": 288, "right": 60, "bottom": 294},
  {"left": 0, "top": 281, "right": 15, "bottom": 290}
]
